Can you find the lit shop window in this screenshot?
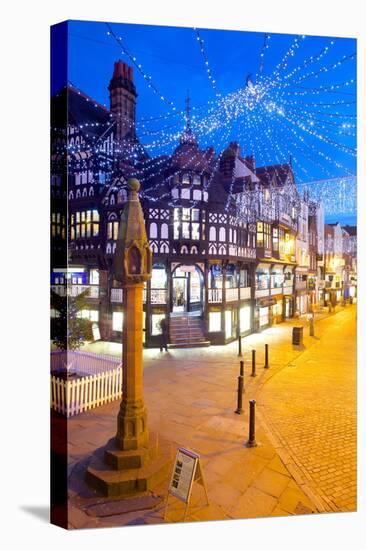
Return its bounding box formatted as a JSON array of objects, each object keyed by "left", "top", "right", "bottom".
[
  {"left": 107, "top": 220, "right": 119, "bottom": 240},
  {"left": 209, "top": 311, "right": 221, "bottom": 332},
  {"left": 225, "top": 310, "right": 232, "bottom": 339},
  {"left": 77, "top": 309, "right": 99, "bottom": 322},
  {"left": 151, "top": 265, "right": 167, "bottom": 289},
  {"left": 240, "top": 307, "right": 251, "bottom": 332},
  {"left": 71, "top": 209, "right": 100, "bottom": 239},
  {"left": 51, "top": 212, "right": 66, "bottom": 239},
  {"left": 256, "top": 269, "right": 270, "bottom": 290},
  {"left": 226, "top": 264, "right": 237, "bottom": 288},
  {"left": 271, "top": 270, "right": 284, "bottom": 288},
  {"left": 151, "top": 314, "right": 165, "bottom": 335},
  {"left": 259, "top": 307, "right": 269, "bottom": 327},
  {"left": 190, "top": 270, "right": 201, "bottom": 303},
  {"left": 89, "top": 269, "right": 99, "bottom": 285},
  {"left": 112, "top": 311, "right": 123, "bottom": 332}
]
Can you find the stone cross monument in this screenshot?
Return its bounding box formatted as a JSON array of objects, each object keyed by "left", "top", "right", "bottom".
[
  {"left": 86, "top": 178, "right": 171, "bottom": 498},
  {"left": 113, "top": 177, "right": 152, "bottom": 451}
]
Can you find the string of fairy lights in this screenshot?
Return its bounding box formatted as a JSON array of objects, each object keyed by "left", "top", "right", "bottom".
[{"left": 52, "top": 25, "right": 357, "bottom": 216}]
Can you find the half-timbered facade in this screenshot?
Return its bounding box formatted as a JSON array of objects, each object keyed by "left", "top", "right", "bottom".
[{"left": 51, "top": 60, "right": 318, "bottom": 348}]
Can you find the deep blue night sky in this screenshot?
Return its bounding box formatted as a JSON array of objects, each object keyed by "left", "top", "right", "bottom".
[{"left": 53, "top": 20, "right": 357, "bottom": 224}]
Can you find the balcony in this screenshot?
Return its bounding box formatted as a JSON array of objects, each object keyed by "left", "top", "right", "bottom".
[
  {"left": 110, "top": 287, "right": 165, "bottom": 304},
  {"left": 239, "top": 287, "right": 251, "bottom": 300},
  {"left": 271, "top": 287, "right": 283, "bottom": 296},
  {"left": 208, "top": 288, "right": 222, "bottom": 303},
  {"left": 226, "top": 288, "right": 239, "bottom": 302},
  {"left": 255, "top": 288, "right": 270, "bottom": 298},
  {"left": 51, "top": 284, "right": 99, "bottom": 298}
]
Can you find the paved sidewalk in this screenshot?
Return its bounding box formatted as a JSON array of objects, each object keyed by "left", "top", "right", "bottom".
[{"left": 66, "top": 305, "right": 356, "bottom": 528}]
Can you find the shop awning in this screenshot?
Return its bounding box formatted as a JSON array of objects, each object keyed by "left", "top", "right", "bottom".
[
  {"left": 258, "top": 298, "right": 276, "bottom": 307},
  {"left": 258, "top": 257, "right": 297, "bottom": 266}
]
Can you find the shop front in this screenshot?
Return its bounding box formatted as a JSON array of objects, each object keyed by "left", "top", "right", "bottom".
[
  {"left": 296, "top": 292, "right": 308, "bottom": 315},
  {"left": 284, "top": 296, "right": 293, "bottom": 319},
  {"left": 171, "top": 264, "right": 204, "bottom": 314},
  {"left": 271, "top": 296, "right": 283, "bottom": 323},
  {"left": 239, "top": 303, "right": 252, "bottom": 335},
  {"left": 256, "top": 297, "right": 276, "bottom": 331}
]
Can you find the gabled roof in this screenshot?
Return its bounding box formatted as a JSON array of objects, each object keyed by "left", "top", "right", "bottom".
[
  {"left": 51, "top": 84, "right": 112, "bottom": 139},
  {"left": 256, "top": 163, "right": 293, "bottom": 186},
  {"left": 342, "top": 224, "right": 357, "bottom": 236}
]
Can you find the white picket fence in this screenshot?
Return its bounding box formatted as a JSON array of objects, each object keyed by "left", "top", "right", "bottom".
[
  {"left": 51, "top": 350, "right": 120, "bottom": 375},
  {"left": 50, "top": 367, "right": 123, "bottom": 417}
]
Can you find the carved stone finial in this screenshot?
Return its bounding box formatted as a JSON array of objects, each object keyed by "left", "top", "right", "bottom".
[
  {"left": 113, "top": 178, "right": 152, "bottom": 285},
  {"left": 128, "top": 178, "right": 140, "bottom": 193}
]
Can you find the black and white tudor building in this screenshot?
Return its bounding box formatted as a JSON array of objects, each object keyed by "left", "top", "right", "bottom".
[{"left": 51, "top": 60, "right": 317, "bottom": 348}]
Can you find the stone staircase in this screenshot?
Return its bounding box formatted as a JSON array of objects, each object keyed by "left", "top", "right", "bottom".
[{"left": 168, "top": 315, "right": 210, "bottom": 348}]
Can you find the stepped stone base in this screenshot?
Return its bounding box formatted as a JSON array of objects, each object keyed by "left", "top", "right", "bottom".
[{"left": 85, "top": 432, "right": 173, "bottom": 498}]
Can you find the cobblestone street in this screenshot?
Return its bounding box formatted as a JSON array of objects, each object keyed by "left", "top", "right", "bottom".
[
  {"left": 67, "top": 305, "right": 356, "bottom": 527},
  {"left": 258, "top": 306, "right": 356, "bottom": 513}
]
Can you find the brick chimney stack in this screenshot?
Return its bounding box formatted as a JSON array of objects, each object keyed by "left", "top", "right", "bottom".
[{"left": 108, "top": 60, "right": 137, "bottom": 143}]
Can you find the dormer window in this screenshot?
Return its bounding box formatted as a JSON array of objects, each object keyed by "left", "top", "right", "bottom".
[
  {"left": 192, "top": 175, "right": 201, "bottom": 185},
  {"left": 182, "top": 174, "right": 190, "bottom": 184}
]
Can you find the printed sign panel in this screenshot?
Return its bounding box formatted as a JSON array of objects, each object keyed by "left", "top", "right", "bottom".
[{"left": 168, "top": 448, "right": 199, "bottom": 503}]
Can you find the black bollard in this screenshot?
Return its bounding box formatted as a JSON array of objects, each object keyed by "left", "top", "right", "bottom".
[
  {"left": 251, "top": 349, "right": 256, "bottom": 377},
  {"left": 235, "top": 376, "right": 244, "bottom": 415},
  {"left": 238, "top": 333, "right": 242, "bottom": 357},
  {"left": 264, "top": 343, "right": 269, "bottom": 369},
  {"left": 240, "top": 360, "right": 244, "bottom": 377},
  {"left": 246, "top": 399, "right": 257, "bottom": 447}
]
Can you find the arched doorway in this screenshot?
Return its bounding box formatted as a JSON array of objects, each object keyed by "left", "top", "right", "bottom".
[{"left": 171, "top": 264, "right": 204, "bottom": 315}]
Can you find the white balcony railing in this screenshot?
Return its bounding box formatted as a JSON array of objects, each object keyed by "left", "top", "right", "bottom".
[
  {"left": 208, "top": 288, "right": 222, "bottom": 303},
  {"left": 240, "top": 287, "right": 251, "bottom": 300},
  {"left": 255, "top": 288, "right": 270, "bottom": 298},
  {"left": 226, "top": 288, "right": 239, "bottom": 302},
  {"left": 51, "top": 284, "right": 99, "bottom": 298},
  {"left": 51, "top": 285, "right": 67, "bottom": 296},
  {"left": 271, "top": 287, "right": 283, "bottom": 296},
  {"left": 110, "top": 287, "right": 164, "bottom": 304}
]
